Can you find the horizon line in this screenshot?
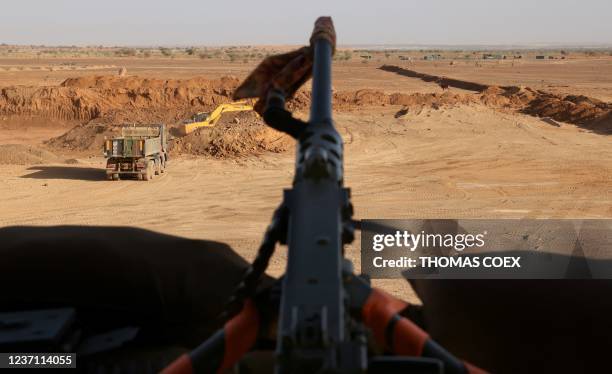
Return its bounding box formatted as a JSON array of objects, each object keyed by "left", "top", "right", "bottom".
[{"left": 1, "top": 42, "right": 612, "bottom": 50}]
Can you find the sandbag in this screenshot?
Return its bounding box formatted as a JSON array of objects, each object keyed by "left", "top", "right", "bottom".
[
  {"left": 0, "top": 225, "right": 272, "bottom": 345},
  {"left": 410, "top": 276, "right": 612, "bottom": 373}
]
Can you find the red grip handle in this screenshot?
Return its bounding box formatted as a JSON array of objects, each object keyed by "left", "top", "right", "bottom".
[
  {"left": 219, "top": 299, "right": 260, "bottom": 372},
  {"left": 161, "top": 354, "right": 193, "bottom": 374}
]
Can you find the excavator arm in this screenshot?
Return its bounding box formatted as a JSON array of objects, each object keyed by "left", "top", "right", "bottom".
[{"left": 181, "top": 101, "right": 254, "bottom": 135}]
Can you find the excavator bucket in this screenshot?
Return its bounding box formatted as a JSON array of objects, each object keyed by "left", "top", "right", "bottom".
[{"left": 179, "top": 101, "right": 254, "bottom": 136}]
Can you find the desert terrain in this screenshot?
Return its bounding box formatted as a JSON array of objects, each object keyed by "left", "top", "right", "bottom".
[{"left": 1, "top": 48, "right": 611, "bottom": 300}]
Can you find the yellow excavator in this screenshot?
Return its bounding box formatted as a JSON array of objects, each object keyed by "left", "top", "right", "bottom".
[{"left": 180, "top": 101, "right": 254, "bottom": 135}]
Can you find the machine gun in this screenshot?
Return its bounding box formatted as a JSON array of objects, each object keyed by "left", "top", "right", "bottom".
[{"left": 163, "top": 17, "right": 485, "bottom": 374}]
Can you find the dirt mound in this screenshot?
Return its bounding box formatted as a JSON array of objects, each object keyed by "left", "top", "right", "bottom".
[
  {"left": 0, "top": 75, "right": 240, "bottom": 124},
  {"left": 61, "top": 75, "right": 239, "bottom": 92},
  {"left": 45, "top": 123, "right": 121, "bottom": 152},
  {"left": 4, "top": 74, "right": 607, "bottom": 132},
  {"left": 379, "top": 65, "right": 612, "bottom": 133},
  {"left": 44, "top": 109, "right": 292, "bottom": 158},
  {"left": 379, "top": 65, "right": 490, "bottom": 92},
  {"left": 479, "top": 87, "right": 611, "bottom": 132},
  {"left": 0, "top": 86, "right": 103, "bottom": 121},
  {"left": 171, "top": 111, "right": 292, "bottom": 158},
  {"left": 288, "top": 90, "right": 474, "bottom": 112},
  {"left": 522, "top": 93, "right": 611, "bottom": 130},
  {"left": 336, "top": 89, "right": 392, "bottom": 106},
  {"left": 475, "top": 86, "right": 610, "bottom": 132},
  {"left": 0, "top": 144, "right": 60, "bottom": 165},
  {"left": 3, "top": 71, "right": 611, "bottom": 160},
  {"left": 478, "top": 86, "right": 536, "bottom": 108},
  {"left": 391, "top": 91, "right": 477, "bottom": 108},
  {"left": 333, "top": 90, "right": 477, "bottom": 110}
]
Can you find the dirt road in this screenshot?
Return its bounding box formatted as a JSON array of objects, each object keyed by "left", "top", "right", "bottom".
[{"left": 1, "top": 107, "right": 610, "bottom": 299}]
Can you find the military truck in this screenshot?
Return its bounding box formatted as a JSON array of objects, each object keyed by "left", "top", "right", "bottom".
[{"left": 103, "top": 124, "right": 168, "bottom": 181}]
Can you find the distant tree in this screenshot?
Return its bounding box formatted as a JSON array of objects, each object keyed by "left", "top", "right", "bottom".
[
  {"left": 334, "top": 50, "right": 353, "bottom": 61},
  {"left": 159, "top": 47, "right": 173, "bottom": 57},
  {"left": 186, "top": 47, "right": 197, "bottom": 56}
]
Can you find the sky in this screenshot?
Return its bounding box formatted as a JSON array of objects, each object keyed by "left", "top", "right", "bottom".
[{"left": 1, "top": 0, "right": 611, "bottom": 46}]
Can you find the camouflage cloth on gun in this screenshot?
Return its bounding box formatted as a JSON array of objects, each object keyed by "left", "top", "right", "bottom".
[{"left": 233, "top": 16, "right": 336, "bottom": 114}]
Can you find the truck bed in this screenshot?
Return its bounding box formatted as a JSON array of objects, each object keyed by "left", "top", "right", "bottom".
[{"left": 106, "top": 137, "right": 162, "bottom": 158}]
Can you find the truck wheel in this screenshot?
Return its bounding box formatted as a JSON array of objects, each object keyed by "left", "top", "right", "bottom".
[
  {"left": 160, "top": 159, "right": 165, "bottom": 173},
  {"left": 154, "top": 159, "right": 161, "bottom": 175},
  {"left": 137, "top": 173, "right": 143, "bottom": 181},
  {"left": 144, "top": 162, "right": 153, "bottom": 181},
  {"left": 112, "top": 173, "right": 120, "bottom": 181}
]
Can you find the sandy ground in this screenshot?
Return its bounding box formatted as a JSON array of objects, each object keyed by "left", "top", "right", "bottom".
[
  {"left": 1, "top": 105, "right": 611, "bottom": 300},
  {"left": 1, "top": 55, "right": 611, "bottom": 301},
  {"left": 2, "top": 57, "right": 612, "bottom": 100},
  {"left": 0, "top": 116, "right": 75, "bottom": 144}
]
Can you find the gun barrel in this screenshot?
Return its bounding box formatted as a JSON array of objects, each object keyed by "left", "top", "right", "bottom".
[{"left": 310, "top": 38, "right": 333, "bottom": 124}]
